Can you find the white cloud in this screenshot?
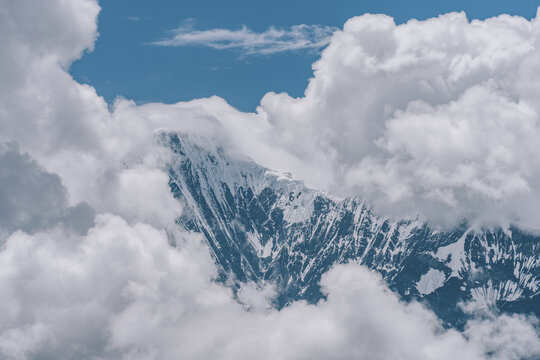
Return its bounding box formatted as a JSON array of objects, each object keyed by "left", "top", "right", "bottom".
[
  {"left": 0, "top": 0, "right": 109, "bottom": 206},
  {"left": 253, "top": 10, "right": 540, "bottom": 230},
  {"left": 99, "top": 166, "right": 182, "bottom": 228},
  {"left": 1, "top": 215, "right": 537, "bottom": 359},
  {"left": 152, "top": 22, "right": 337, "bottom": 55},
  {"left": 0, "top": 143, "right": 94, "bottom": 238},
  {"left": 464, "top": 309, "right": 540, "bottom": 360}
]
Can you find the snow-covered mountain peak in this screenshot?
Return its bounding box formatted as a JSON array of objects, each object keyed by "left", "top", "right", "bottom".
[{"left": 162, "top": 132, "right": 540, "bottom": 327}]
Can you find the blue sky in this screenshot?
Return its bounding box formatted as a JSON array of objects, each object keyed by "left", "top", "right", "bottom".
[{"left": 71, "top": 0, "right": 540, "bottom": 112}]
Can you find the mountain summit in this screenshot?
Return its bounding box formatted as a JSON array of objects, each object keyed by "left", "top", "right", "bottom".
[{"left": 164, "top": 133, "right": 540, "bottom": 327}]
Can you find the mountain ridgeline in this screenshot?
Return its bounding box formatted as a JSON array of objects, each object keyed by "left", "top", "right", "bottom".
[{"left": 163, "top": 133, "right": 540, "bottom": 327}]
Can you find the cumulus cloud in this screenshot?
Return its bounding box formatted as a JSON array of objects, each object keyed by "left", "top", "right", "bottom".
[
  {"left": 253, "top": 10, "right": 540, "bottom": 230},
  {"left": 0, "top": 0, "right": 539, "bottom": 358},
  {"left": 1, "top": 215, "right": 538, "bottom": 359},
  {"left": 464, "top": 309, "right": 540, "bottom": 360},
  {"left": 0, "top": 0, "right": 108, "bottom": 205},
  {"left": 152, "top": 22, "right": 337, "bottom": 55},
  {"left": 0, "top": 0, "right": 182, "bottom": 226},
  {"left": 0, "top": 143, "right": 94, "bottom": 238}
]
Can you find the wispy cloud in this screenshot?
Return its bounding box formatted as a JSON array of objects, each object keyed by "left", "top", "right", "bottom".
[{"left": 151, "top": 22, "right": 337, "bottom": 55}]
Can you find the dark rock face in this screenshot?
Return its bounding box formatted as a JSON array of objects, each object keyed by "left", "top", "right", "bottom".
[{"left": 164, "top": 133, "right": 540, "bottom": 327}]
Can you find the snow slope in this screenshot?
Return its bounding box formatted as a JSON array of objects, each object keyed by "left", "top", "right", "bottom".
[{"left": 164, "top": 133, "right": 540, "bottom": 327}]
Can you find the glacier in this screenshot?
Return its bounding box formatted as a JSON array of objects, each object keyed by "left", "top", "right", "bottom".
[{"left": 163, "top": 133, "right": 540, "bottom": 328}]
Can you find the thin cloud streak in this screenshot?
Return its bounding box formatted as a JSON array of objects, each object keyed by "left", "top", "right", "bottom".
[{"left": 151, "top": 23, "right": 337, "bottom": 55}]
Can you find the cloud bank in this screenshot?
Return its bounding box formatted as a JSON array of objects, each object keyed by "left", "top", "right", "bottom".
[
  {"left": 152, "top": 22, "right": 337, "bottom": 55},
  {"left": 0, "top": 0, "right": 539, "bottom": 359},
  {"left": 252, "top": 10, "right": 540, "bottom": 230},
  {"left": 3, "top": 217, "right": 539, "bottom": 360}
]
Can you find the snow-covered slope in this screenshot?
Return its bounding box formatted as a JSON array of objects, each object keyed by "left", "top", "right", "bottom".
[{"left": 163, "top": 133, "right": 540, "bottom": 327}]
